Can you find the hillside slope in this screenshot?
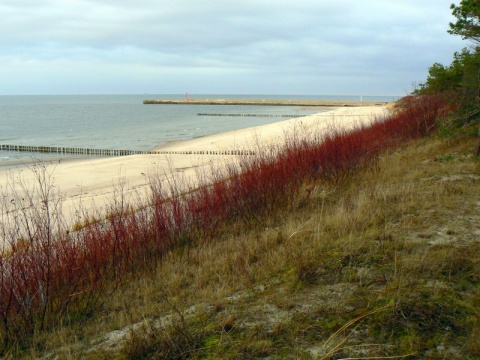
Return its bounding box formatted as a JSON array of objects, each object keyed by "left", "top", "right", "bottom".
[{"left": 21, "top": 129, "right": 480, "bottom": 359}]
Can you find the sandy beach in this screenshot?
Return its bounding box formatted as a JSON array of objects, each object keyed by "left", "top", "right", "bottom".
[{"left": 0, "top": 105, "right": 389, "bottom": 226}]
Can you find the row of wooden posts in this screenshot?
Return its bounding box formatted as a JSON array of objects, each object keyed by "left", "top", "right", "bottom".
[
  {"left": 0, "top": 144, "right": 255, "bottom": 157},
  {"left": 197, "top": 113, "right": 304, "bottom": 118}
]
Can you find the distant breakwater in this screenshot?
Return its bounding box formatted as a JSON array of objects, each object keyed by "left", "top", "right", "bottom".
[
  {"left": 0, "top": 144, "right": 255, "bottom": 157},
  {"left": 144, "top": 99, "right": 389, "bottom": 107}
]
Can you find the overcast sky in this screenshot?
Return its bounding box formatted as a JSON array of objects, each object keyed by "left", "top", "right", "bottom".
[{"left": 0, "top": 0, "right": 468, "bottom": 96}]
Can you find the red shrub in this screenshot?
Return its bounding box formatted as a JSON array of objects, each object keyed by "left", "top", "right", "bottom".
[{"left": 0, "top": 94, "right": 450, "bottom": 352}]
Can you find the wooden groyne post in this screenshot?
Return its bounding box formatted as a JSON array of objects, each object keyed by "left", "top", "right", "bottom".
[
  {"left": 0, "top": 144, "right": 256, "bottom": 157},
  {"left": 197, "top": 113, "right": 304, "bottom": 118},
  {"left": 0, "top": 144, "right": 144, "bottom": 156}
]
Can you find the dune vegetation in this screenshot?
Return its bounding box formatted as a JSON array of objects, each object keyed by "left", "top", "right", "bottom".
[{"left": 2, "top": 92, "right": 480, "bottom": 358}]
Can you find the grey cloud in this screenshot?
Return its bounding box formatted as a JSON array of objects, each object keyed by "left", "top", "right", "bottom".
[{"left": 0, "top": 0, "right": 468, "bottom": 95}]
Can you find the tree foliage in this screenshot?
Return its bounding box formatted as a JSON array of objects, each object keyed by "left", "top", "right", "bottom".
[
  {"left": 449, "top": 0, "right": 480, "bottom": 43},
  {"left": 417, "top": 48, "right": 480, "bottom": 107},
  {"left": 446, "top": 1, "right": 480, "bottom": 153},
  {"left": 417, "top": 2, "right": 480, "bottom": 114}
]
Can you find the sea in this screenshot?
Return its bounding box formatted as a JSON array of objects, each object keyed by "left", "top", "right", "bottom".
[{"left": 0, "top": 94, "right": 398, "bottom": 169}]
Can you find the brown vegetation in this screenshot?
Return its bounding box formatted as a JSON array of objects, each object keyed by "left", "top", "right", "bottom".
[{"left": 1, "top": 95, "right": 479, "bottom": 358}]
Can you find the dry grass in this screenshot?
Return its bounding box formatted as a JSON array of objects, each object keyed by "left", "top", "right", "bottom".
[
  {"left": 0, "top": 95, "right": 447, "bottom": 353},
  {"left": 12, "top": 124, "right": 478, "bottom": 359}
]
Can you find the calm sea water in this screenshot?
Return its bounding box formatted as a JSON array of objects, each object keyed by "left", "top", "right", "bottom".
[{"left": 0, "top": 94, "right": 398, "bottom": 168}]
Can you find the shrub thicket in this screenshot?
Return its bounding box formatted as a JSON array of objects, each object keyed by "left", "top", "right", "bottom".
[{"left": 0, "top": 95, "right": 449, "bottom": 352}]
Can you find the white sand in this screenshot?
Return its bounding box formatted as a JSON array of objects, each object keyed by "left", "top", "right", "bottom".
[{"left": 0, "top": 106, "right": 389, "bottom": 227}]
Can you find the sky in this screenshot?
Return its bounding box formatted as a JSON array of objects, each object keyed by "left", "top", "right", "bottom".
[{"left": 0, "top": 0, "right": 469, "bottom": 96}]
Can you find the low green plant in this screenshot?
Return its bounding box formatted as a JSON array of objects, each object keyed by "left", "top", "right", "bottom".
[{"left": 435, "top": 116, "right": 464, "bottom": 139}]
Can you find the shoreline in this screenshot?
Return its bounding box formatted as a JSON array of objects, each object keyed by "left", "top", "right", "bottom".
[{"left": 0, "top": 106, "right": 389, "bottom": 228}]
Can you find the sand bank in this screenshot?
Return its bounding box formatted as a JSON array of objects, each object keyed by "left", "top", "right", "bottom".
[{"left": 0, "top": 106, "right": 389, "bottom": 226}]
